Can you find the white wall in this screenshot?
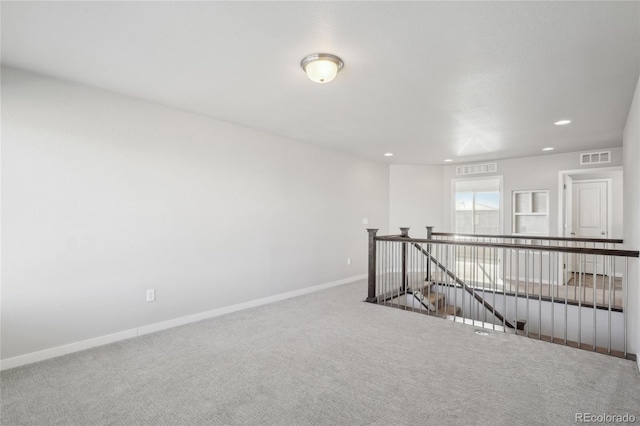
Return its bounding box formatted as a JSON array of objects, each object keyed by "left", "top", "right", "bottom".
[
  {"left": 442, "top": 149, "right": 623, "bottom": 236},
  {"left": 389, "top": 165, "right": 443, "bottom": 238},
  {"left": 390, "top": 149, "right": 623, "bottom": 239},
  {"left": 623, "top": 75, "right": 640, "bottom": 368},
  {"left": 1, "top": 67, "right": 390, "bottom": 360}
]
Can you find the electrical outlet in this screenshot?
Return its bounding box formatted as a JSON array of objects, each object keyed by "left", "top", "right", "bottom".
[
  {"left": 347, "top": 258, "right": 352, "bottom": 265},
  {"left": 362, "top": 218, "right": 369, "bottom": 225},
  {"left": 146, "top": 289, "right": 156, "bottom": 302}
]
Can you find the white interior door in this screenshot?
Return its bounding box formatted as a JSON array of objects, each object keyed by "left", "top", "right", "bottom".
[{"left": 571, "top": 180, "right": 608, "bottom": 274}]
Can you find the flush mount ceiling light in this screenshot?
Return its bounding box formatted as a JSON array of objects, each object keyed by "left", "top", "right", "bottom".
[
  {"left": 554, "top": 119, "right": 571, "bottom": 126},
  {"left": 301, "top": 53, "right": 344, "bottom": 83},
  {"left": 542, "top": 147, "right": 554, "bottom": 151},
  {"left": 384, "top": 153, "right": 394, "bottom": 157},
  {"left": 444, "top": 159, "right": 453, "bottom": 162}
]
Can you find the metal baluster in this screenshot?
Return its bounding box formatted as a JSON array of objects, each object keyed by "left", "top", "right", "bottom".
[
  {"left": 393, "top": 241, "right": 397, "bottom": 308},
  {"left": 564, "top": 245, "right": 568, "bottom": 345},
  {"left": 425, "top": 242, "right": 430, "bottom": 314},
  {"left": 538, "top": 250, "right": 542, "bottom": 340},
  {"left": 593, "top": 254, "right": 597, "bottom": 351},
  {"left": 453, "top": 244, "right": 458, "bottom": 323},
  {"left": 382, "top": 241, "right": 386, "bottom": 305},
  {"left": 381, "top": 241, "right": 385, "bottom": 302},
  {"left": 574, "top": 242, "right": 578, "bottom": 302},
  {"left": 438, "top": 242, "right": 443, "bottom": 314},
  {"left": 427, "top": 244, "right": 432, "bottom": 314},
  {"left": 384, "top": 240, "right": 387, "bottom": 302},
  {"left": 491, "top": 248, "right": 506, "bottom": 330},
  {"left": 608, "top": 255, "right": 612, "bottom": 354},
  {"left": 462, "top": 245, "right": 467, "bottom": 322},
  {"left": 502, "top": 247, "right": 507, "bottom": 330},
  {"left": 385, "top": 241, "right": 389, "bottom": 306},
  {"left": 398, "top": 240, "right": 402, "bottom": 309},
  {"left": 578, "top": 253, "right": 583, "bottom": 349},
  {"left": 624, "top": 258, "right": 628, "bottom": 358},
  {"left": 445, "top": 243, "right": 450, "bottom": 318},
  {"left": 382, "top": 241, "right": 386, "bottom": 303},
  {"left": 379, "top": 241, "right": 383, "bottom": 305},
  {"left": 386, "top": 241, "right": 390, "bottom": 307},
  {"left": 426, "top": 243, "right": 432, "bottom": 315},
  {"left": 397, "top": 241, "right": 402, "bottom": 309},
  {"left": 515, "top": 248, "right": 519, "bottom": 334},
  {"left": 550, "top": 250, "right": 555, "bottom": 343},
  {"left": 417, "top": 242, "right": 421, "bottom": 312},
  {"left": 525, "top": 249, "right": 530, "bottom": 337},
  {"left": 476, "top": 247, "right": 487, "bottom": 328},
  {"left": 613, "top": 248, "right": 617, "bottom": 306},
  {"left": 603, "top": 244, "right": 607, "bottom": 304},
  {"left": 418, "top": 243, "right": 430, "bottom": 314},
  {"left": 382, "top": 241, "right": 386, "bottom": 306},
  {"left": 375, "top": 240, "right": 380, "bottom": 302}
]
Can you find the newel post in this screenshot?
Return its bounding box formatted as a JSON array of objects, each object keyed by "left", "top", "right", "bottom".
[
  {"left": 426, "top": 226, "right": 434, "bottom": 282},
  {"left": 366, "top": 229, "right": 379, "bottom": 303},
  {"left": 426, "top": 226, "right": 433, "bottom": 239},
  {"left": 400, "top": 227, "right": 410, "bottom": 291}
]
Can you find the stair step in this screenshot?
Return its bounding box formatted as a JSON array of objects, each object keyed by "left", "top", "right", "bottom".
[
  {"left": 410, "top": 290, "right": 445, "bottom": 308},
  {"left": 438, "top": 305, "right": 461, "bottom": 316},
  {"left": 426, "top": 292, "right": 445, "bottom": 307}
]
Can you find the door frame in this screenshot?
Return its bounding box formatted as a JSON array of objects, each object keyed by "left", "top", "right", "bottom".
[
  {"left": 557, "top": 167, "right": 620, "bottom": 281},
  {"left": 557, "top": 166, "right": 619, "bottom": 239}
]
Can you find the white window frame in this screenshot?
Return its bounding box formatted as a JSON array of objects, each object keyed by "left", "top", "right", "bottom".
[{"left": 451, "top": 175, "right": 504, "bottom": 235}]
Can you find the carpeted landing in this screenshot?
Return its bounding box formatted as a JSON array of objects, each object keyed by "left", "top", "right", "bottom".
[{"left": 1, "top": 280, "right": 639, "bottom": 425}]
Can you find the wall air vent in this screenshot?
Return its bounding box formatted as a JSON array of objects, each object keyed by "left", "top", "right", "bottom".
[
  {"left": 456, "top": 162, "right": 497, "bottom": 176},
  {"left": 580, "top": 151, "right": 611, "bottom": 165}
]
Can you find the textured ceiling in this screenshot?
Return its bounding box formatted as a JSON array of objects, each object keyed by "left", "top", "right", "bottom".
[{"left": 2, "top": 2, "right": 639, "bottom": 164}]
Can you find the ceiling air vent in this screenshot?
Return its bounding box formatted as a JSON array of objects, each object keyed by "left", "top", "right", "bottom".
[
  {"left": 456, "top": 162, "right": 497, "bottom": 176},
  {"left": 580, "top": 151, "right": 611, "bottom": 165}
]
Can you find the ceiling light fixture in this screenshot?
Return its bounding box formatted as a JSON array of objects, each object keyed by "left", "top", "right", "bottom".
[
  {"left": 301, "top": 53, "right": 344, "bottom": 84},
  {"left": 554, "top": 119, "right": 571, "bottom": 126},
  {"left": 384, "top": 153, "right": 394, "bottom": 157},
  {"left": 542, "top": 147, "right": 554, "bottom": 151},
  {"left": 444, "top": 159, "right": 453, "bottom": 162}
]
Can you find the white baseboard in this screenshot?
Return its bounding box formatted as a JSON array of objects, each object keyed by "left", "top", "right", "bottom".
[
  {"left": 0, "top": 329, "right": 139, "bottom": 372},
  {"left": 1, "top": 274, "right": 366, "bottom": 371}
]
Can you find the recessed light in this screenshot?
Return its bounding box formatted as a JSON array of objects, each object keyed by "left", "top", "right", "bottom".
[
  {"left": 542, "top": 147, "right": 554, "bottom": 151},
  {"left": 384, "top": 153, "right": 393, "bottom": 157},
  {"left": 554, "top": 119, "right": 571, "bottom": 126},
  {"left": 444, "top": 159, "right": 453, "bottom": 162}
]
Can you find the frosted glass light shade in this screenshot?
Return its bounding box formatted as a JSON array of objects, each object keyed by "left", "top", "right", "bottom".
[
  {"left": 305, "top": 59, "right": 338, "bottom": 83},
  {"left": 301, "top": 53, "right": 343, "bottom": 84}
]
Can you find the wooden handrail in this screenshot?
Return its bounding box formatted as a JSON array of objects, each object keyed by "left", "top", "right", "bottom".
[
  {"left": 432, "top": 232, "right": 623, "bottom": 245},
  {"left": 376, "top": 235, "right": 639, "bottom": 257}
]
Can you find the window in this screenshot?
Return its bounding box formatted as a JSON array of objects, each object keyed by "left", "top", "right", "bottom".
[{"left": 453, "top": 177, "right": 502, "bottom": 234}]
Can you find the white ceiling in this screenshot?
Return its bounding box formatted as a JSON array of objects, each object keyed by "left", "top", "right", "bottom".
[{"left": 2, "top": 1, "right": 639, "bottom": 165}]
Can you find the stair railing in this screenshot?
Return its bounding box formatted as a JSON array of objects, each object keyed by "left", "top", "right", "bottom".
[{"left": 367, "top": 227, "right": 639, "bottom": 358}]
